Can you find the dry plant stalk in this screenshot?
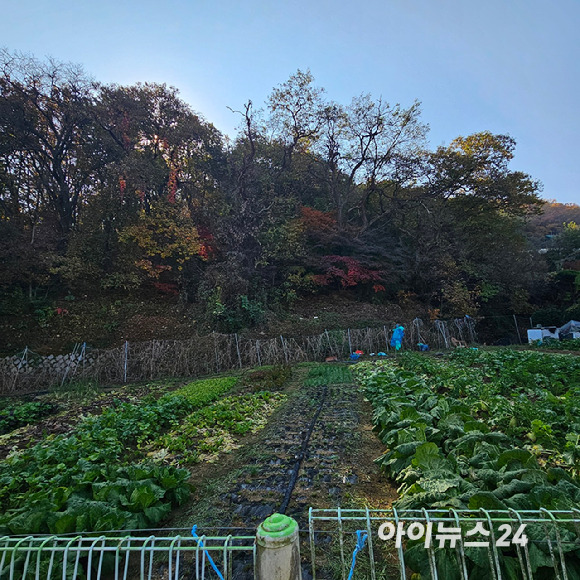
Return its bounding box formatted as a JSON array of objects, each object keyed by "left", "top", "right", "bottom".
[{"left": 0, "top": 318, "right": 477, "bottom": 394}]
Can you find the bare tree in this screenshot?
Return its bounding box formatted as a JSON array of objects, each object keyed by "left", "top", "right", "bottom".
[{"left": 0, "top": 50, "right": 113, "bottom": 246}]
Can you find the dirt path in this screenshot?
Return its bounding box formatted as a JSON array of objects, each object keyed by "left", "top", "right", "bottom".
[{"left": 170, "top": 366, "right": 397, "bottom": 535}]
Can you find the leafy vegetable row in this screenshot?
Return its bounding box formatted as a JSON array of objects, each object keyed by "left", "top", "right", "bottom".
[
  {"left": 356, "top": 350, "right": 580, "bottom": 511},
  {"left": 151, "top": 391, "right": 286, "bottom": 464},
  {"left": 0, "top": 399, "right": 59, "bottom": 435},
  {"left": 355, "top": 350, "right": 580, "bottom": 578},
  {"left": 0, "top": 376, "right": 239, "bottom": 535},
  {"left": 532, "top": 338, "right": 580, "bottom": 351}
]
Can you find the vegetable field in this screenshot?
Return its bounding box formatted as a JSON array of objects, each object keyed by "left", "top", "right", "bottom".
[
  {"left": 2, "top": 350, "right": 580, "bottom": 578},
  {"left": 354, "top": 348, "right": 580, "bottom": 577},
  {"left": 0, "top": 372, "right": 286, "bottom": 536}
]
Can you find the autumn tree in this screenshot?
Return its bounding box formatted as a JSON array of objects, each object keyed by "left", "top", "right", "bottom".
[
  {"left": 311, "top": 95, "right": 427, "bottom": 229},
  {"left": 58, "top": 82, "right": 226, "bottom": 295},
  {"left": 0, "top": 50, "right": 118, "bottom": 245},
  {"left": 268, "top": 69, "right": 324, "bottom": 170},
  {"left": 266, "top": 71, "right": 429, "bottom": 231},
  {"left": 97, "top": 82, "right": 224, "bottom": 214}
]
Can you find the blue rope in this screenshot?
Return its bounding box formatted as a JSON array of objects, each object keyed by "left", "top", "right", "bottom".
[
  {"left": 347, "top": 529, "right": 368, "bottom": 580},
  {"left": 191, "top": 525, "right": 225, "bottom": 580}
]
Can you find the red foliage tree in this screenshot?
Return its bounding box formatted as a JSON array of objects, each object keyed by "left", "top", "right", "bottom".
[
  {"left": 313, "top": 256, "right": 383, "bottom": 291},
  {"left": 299, "top": 206, "right": 337, "bottom": 233}
]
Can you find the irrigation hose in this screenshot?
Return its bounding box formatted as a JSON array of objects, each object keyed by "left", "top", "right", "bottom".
[{"left": 279, "top": 385, "right": 328, "bottom": 515}]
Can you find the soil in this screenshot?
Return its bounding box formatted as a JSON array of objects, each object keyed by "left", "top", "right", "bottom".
[
  {"left": 265, "top": 294, "right": 415, "bottom": 338},
  {"left": 165, "top": 365, "right": 397, "bottom": 579}
]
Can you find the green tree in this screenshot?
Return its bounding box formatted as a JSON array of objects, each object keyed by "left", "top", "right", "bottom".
[
  {"left": 403, "top": 132, "right": 543, "bottom": 314},
  {"left": 547, "top": 222, "right": 580, "bottom": 268}
]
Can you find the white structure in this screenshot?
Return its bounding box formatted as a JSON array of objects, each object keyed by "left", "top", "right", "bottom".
[{"left": 527, "top": 325, "right": 559, "bottom": 344}]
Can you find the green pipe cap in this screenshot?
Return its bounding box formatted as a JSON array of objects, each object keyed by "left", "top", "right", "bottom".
[{"left": 258, "top": 513, "right": 298, "bottom": 538}]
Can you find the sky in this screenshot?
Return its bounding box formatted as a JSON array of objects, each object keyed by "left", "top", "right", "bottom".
[{"left": 1, "top": 0, "right": 579, "bottom": 204}]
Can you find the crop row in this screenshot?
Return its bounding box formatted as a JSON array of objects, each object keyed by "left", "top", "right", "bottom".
[
  {"left": 0, "top": 374, "right": 286, "bottom": 536},
  {"left": 532, "top": 338, "right": 580, "bottom": 351},
  {"left": 354, "top": 349, "right": 580, "bottom": 578},
  {"left": 0, "top": 399, "right": 59, "bottom": 435},
  {"left": 150, "top": 391, "right": 286, "bottom": 464}
]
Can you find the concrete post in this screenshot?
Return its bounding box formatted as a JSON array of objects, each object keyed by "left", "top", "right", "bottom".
[{"left": 255, "top": 513, "right": 302, "bottom": 580}]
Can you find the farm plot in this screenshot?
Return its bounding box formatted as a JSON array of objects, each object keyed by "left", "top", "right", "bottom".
[
  {"left": 354, "top": 349, "right": 580, "bottom": 578},
  {"left": 0, "top": 372, "right": 286, "bottom": 536},
  {"left": 354, "top": 349, "right": 580, "bottom": 511},
  {"left": 532, "top": 338, "right": 580, "bottom": 351},
  {"left": 0, "top": 397, "right": 59, "bottom": 435}
]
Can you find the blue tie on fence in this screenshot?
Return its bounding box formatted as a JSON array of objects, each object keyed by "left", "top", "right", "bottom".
[
  {"left": 347, "top": 529, "right": 368, "bottom": 580},
  {"left": 191, "top": 525, "right": 225, "bottom": 579}
]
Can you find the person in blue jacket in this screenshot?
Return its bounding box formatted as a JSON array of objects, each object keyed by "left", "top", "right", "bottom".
[{"left": 390, "top": 325, "right": 405, "bottom": 351}]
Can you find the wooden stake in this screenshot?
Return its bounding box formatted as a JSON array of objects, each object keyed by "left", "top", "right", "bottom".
[
  {"left": 513, "top": 315, "right": 523, "bottom": 344},
  {"left": 234, "top": 333, "right": 243, "bottom": 368},
  {"left": 256, "top": 340, "right": 262, "bottom": 366}
]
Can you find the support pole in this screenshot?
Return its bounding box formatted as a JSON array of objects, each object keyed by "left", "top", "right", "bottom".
[
  {"left": 61, "top": 343, "right": 79, "bottom": 387},
  {"left": 256, "top": 513, "right": 302, "bottom": 580},
  {"left": 213, "top": 333, "right": 219, "bottom": 373},
  {"left": 256, "top": 340, "right": 262, "bottom": 367},
  {"left": 235, "top": 333, "right": 243, "bottom": 369},
  {"left": 123, "top": 341, "right": 129, "bottom": 384},
  {"left": 325, "top": 329, "right": 332, "bottom": 353},
  {"left": 347, "top": 328, "right": 352, "bottom": 354},
  {"left": 513, "top": 315, "right": 523, "bottom": 344}
]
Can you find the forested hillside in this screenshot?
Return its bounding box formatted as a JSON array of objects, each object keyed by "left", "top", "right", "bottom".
[{"left": 1, "top": 51, "right": 578, "bottom": 353}]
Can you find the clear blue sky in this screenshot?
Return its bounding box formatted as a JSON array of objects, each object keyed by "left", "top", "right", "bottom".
[{"left": 2, "top": 0, "right": 579, "bottom": 204}]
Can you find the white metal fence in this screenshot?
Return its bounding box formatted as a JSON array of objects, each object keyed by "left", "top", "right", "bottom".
[{"left": 3, "top": 507, "right": 580, "bottom": 580}]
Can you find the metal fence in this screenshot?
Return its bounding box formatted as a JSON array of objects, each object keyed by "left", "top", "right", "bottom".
[
  {"left": 308, "top": 508, "right": 580, "bottom": 580},
  {"left": 0, "top": 532, "right": 256, "bottom": 580},
  {"left": 3, "top": 508, "right": 580, "bottom": 579}
]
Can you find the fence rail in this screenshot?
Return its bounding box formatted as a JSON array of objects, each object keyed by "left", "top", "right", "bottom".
[
  {"left": 0, "top": 532, "right": 256, "bottom": 580},
  {"left": 3, "top": 508, "right": 580, "bottom": 580},
  {"left": 0, "top": 317, "right": 477, "bottom": 394},
  {"left": 308, "top": 508, "right": 580, "bottom": 580}
]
